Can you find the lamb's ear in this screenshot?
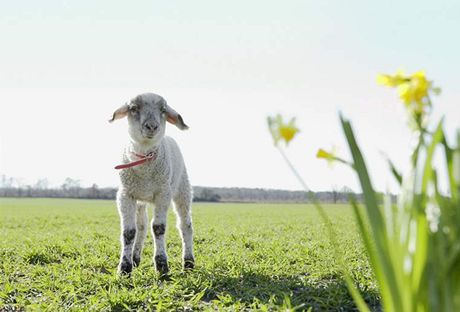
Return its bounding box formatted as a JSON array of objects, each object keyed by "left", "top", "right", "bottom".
[
  {"left": 108, "top": 104, "right": 129, "bottom": 123},
  {"left": 162, "top": 103, "right": 189, "bottom": 130}
]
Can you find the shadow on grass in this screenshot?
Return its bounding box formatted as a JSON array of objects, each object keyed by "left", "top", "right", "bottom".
[{"left": 200, "top": 271, "right": 380, "bottom": 311}]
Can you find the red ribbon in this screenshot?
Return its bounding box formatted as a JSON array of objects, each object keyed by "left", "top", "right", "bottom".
[{"left": 114, "top": 152, "right": 156, "bottom": 170}]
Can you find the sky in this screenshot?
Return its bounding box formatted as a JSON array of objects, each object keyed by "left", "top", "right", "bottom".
[{"left": 1, "top": 0, "right": 459, "bottom": 192}]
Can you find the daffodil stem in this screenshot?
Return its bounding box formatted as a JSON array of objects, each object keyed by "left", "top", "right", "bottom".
[
  {"left": 277, "top": 145, "right": 352, "bottom": 279},
  {"left": 277, "top": 146, "right": 310, "bottom": 192},
  {"left": 276, "top": 144, "right": 367, "bottom": 310}
]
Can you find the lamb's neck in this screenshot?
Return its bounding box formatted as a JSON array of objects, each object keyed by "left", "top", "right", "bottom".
[{"left": 129, "top": 139, "right": 162, "bottom": 156}]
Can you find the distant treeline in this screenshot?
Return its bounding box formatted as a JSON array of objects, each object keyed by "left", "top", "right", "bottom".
[
  {"left": 0, "top": 175, "right": 393, "bottom": 203},
  {"left": 193, "top": 186, "right": 364, "bottom": 203},
  {"left": 0, "top": 185, "right": 361, "bottom": 203},
  {"left": 0, "top": 185, "right": 117, "bottom": 200}
]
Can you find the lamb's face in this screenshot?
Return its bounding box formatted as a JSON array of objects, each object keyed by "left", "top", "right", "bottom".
[
  {"left": 127, "top": 94, "right": 167, "bottom": 145},
  {"left": 109, "top": 92, "right": 189, "bottom": 145}
]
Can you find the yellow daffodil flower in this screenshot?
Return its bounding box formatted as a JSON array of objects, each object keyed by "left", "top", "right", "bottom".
[
  {"left": 377, "top": 70, "right": 441, "bottom": 118},
  {"left": 316, "top": 147, "right": 351, "bottom": 167},
  {"left": 316, "top": 148, "right": 335, "bottom": 160},
  {"left": 398, "top": 71, "right": 430, "bottom": 109},
  {"left": 279, "top": 124, "right": 298, "bottom": 144},
  {"left": 267, "top": 114, "right": 300, "bottom": 146},
  {"left": 376, "top": 69, "right": 407, "bottom": 87},
  {"left": 316, "top": 148, "right": 338, "bottom": 167}
]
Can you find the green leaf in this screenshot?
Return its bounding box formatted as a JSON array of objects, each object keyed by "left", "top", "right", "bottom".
[
  {"left": 386, "top": 157, "right": 403, "bottom": 186},
  {"left": 340, "top": 113, "right": 403, "bottom": 312},
  {"left": 441, "top": 134, "right": 459, "bottom": 203},
  {"left": 421, "top": 121, "right": 444, "bottom": 195}
]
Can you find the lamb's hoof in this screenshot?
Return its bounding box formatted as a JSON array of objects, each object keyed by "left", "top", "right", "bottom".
[
  {"left": 154, "top": 255, "right": 169, "bottom": 275},
  {"left": 133, "top": 255, "right": 141, "bottom": 267},
  {"left": 183, "top": 257, "right": 195, "bottom": 270},
  {"left": 118, "top": 258, "right": 133, "bottom": 275}
]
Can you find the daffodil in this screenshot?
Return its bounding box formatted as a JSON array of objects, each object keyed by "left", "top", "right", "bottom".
[
  {"left": 377, "top": 70, "right": 441, "bottom": 125},
  {"left": 267, "top": 114, "right": 300, "bottom": 146},
  {"left": 279, "top": 124, "right": 298, "bottom": 144},
  {"left": 316, "top": 147, "right": 351, "bottom": 167},
  {"left": 376, "top": 69, "right": 407, "bottom": 87},
  {"left": 316, "top": 148, "right": 335, "bottom": 160},
  {"left": 398, "top": 71, "right": 430, "bottom": 110},
  {"left": 316, "top": 148, "right": 338, "bottom": 167},
  {"left": 377, "top": 70, "right": 439, "bottom": 104}
]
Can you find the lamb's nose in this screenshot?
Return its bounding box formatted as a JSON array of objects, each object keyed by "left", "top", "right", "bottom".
[{"left": 144, "top": 123, "right": 158, "bottom": 131}]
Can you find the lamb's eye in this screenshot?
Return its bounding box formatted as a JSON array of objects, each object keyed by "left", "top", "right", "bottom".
[
  {"left": 160, "top": 103, "right": 167, "bottom": 114},
  {"left": 130, "top": 106, "right": 139, "bottom": 114}
]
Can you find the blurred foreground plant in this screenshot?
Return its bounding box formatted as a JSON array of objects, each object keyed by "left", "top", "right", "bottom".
[{"left": 268, "top": 71, "right": 460, "bottom": 311}]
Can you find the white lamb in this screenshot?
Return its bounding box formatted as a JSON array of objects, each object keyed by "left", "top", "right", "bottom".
[{"left": 109, "top": 93, "right": 194, "bottom": 275}]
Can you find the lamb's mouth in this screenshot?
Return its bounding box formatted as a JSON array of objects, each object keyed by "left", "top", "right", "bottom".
[{"left": 142, "top": 133, "right": 155, "bottom": 139}]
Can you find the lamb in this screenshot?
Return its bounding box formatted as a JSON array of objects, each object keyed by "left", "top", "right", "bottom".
[{"left": 109, "top": 93, "right": 194, "bottom": 275}]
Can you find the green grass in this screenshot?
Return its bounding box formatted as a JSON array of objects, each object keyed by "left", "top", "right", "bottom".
[{"left": 0, "top": 198, "right": 379, "bottom": 311}]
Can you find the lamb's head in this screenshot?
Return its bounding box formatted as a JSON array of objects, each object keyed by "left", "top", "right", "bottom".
[{"left": 109, "top": 93, "right": 188, "bottom": 145}]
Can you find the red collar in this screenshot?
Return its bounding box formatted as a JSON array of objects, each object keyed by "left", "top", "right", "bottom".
[{"left": 115, "top": 151, "right": 157, "bottom": 170}]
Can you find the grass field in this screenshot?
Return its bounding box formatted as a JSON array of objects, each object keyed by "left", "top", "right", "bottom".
[{"left": 0, "top": 198, "right": 379, "bottom": 311}]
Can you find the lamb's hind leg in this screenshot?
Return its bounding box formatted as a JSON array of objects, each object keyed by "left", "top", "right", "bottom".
[
  {"left": 133, "top": 202, "right": 148, "bottom": 267},
  {"left": 174, "top": 190, "right": 194, "bottom": 270}
]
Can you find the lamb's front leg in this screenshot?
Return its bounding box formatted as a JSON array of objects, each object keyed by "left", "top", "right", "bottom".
[
  {"left": 133, "top": 202, "right": 148, "bottom": 267},
  {"left": 152, "top": 195, "right": 171, "bottom": 275},
  {"left": 117, "top": 190, "right": 137, "bottom": 275}
]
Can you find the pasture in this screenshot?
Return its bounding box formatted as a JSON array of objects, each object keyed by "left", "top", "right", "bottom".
[{"left": 0, "top": 198, "right": 379, "bottom": 311}]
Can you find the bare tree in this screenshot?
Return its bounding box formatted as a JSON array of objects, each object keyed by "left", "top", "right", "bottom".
[
  {"left": 332, "top": 184, "right": 339, "bottom": 204},
  {"left": 35, "top": 178, "right": 49, "bottom": 190},
  {"left": 90, "top": 183, "right": 99, "bottom": 199},
  {"left": 61, "top": 177, "right": 81, "bottom": 198}
]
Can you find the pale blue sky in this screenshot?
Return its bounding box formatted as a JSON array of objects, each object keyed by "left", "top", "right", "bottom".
[{"left": 1, "top": 0, "right": 459, "bottom": 191}]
